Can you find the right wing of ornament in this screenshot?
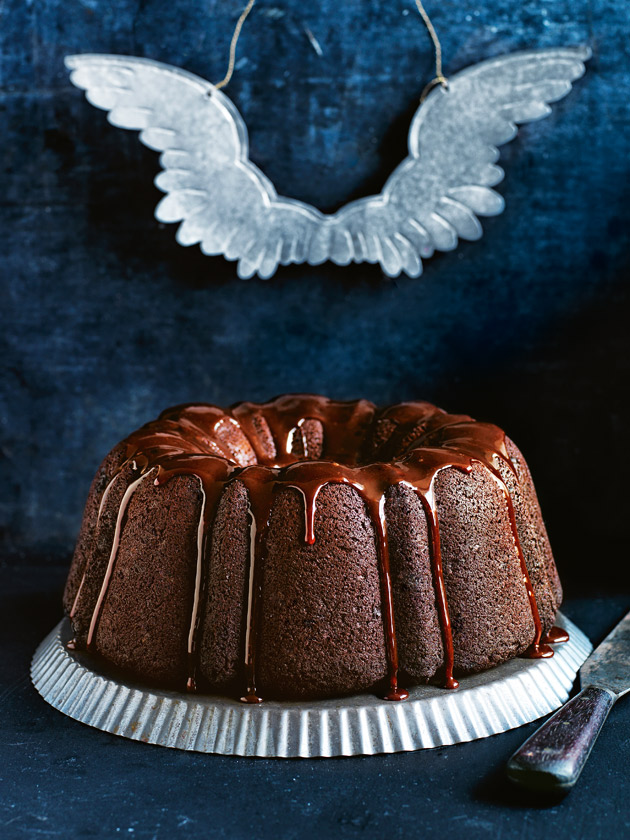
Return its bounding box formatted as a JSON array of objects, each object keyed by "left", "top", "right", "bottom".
[
  {"left": 325, "top": 46, "right": 591, "bottom": 278},
  {"left": 65, "top": 54, "right": 324, "bottom": 279}
]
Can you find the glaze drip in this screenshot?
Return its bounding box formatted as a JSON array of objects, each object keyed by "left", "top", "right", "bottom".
[
  {"left": 70, "top": 395, "right": 563, "bottom": 701},
  {"left": 542, "top": 626, "right": 570, "bottom": 644}
]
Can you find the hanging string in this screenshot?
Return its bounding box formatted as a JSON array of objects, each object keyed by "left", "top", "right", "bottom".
[
  {"left": 213, "top": 0, "right": 445, "bottom": 97},
  {"left": 415, "top": 0, "right": 449, "bottom": 101},
  {"left": 214, "top": 0, "right": 256, "bottom": 91}
]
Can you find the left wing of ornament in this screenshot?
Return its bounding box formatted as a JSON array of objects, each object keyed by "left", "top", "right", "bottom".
[{"left": 66, "top": 55, "right": 324, "bottom": 279}]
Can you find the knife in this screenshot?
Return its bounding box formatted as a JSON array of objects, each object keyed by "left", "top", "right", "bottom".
[{"left": 507, "top": 609, "right": 630, "bottom": 793}]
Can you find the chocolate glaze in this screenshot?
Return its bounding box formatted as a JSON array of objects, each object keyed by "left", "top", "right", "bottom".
[
  {"left": 71, "top": 395, "right": 563, "bottom": 701},
  {"left": 542, "top": 626, "right": 570, "bottom": 644}
]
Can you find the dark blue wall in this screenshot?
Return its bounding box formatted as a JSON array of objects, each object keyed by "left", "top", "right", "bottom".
[{"left": 1, "top": 0, "right": 628, "bottom": 593}]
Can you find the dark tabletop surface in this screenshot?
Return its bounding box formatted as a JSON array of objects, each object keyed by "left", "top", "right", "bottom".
[{"left": 1, "top": 565, "right": 628, "bottom": 840}]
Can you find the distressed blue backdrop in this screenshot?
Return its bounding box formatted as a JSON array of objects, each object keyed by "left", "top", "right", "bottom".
[{"left": 1, "top": 0, "right": 628, "bottom": 593}]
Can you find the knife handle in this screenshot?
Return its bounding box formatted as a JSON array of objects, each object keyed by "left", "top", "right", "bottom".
[{"left": 506, "top": 685, "right": 616, "bottom": 793}]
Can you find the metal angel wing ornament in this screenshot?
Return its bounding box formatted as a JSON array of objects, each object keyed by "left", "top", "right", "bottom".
[{"left": 66, "top": 46, "right": 590, "bottom": 279}]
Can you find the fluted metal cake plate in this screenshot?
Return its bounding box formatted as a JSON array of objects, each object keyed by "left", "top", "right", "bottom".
[{"left": 32, "top": 614, "right": 590, "bottom": 758}]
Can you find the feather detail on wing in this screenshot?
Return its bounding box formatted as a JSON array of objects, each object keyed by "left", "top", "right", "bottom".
[
  {"left": 65, "top": 54, "right": 323, "bottom": 279},
  {"left": 66, "top": 47, "right": 590, "bottom": 279},
  {"left": 328, "top": 46, "right": 591, "bottom": 277}
]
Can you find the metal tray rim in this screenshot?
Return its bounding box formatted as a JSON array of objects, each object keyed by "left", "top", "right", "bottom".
[{"left": 31, "top": 613, "right": 591, "bottom": 758}]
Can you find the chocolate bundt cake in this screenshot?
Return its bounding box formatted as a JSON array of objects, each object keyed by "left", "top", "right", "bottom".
[{"left": 64, "top": 395, "right": 566, "bottom": 702}]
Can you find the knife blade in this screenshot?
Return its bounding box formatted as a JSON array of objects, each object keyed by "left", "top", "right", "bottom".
[{"left": 506, "top": 609, "right": 630, "bottom": 793}]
